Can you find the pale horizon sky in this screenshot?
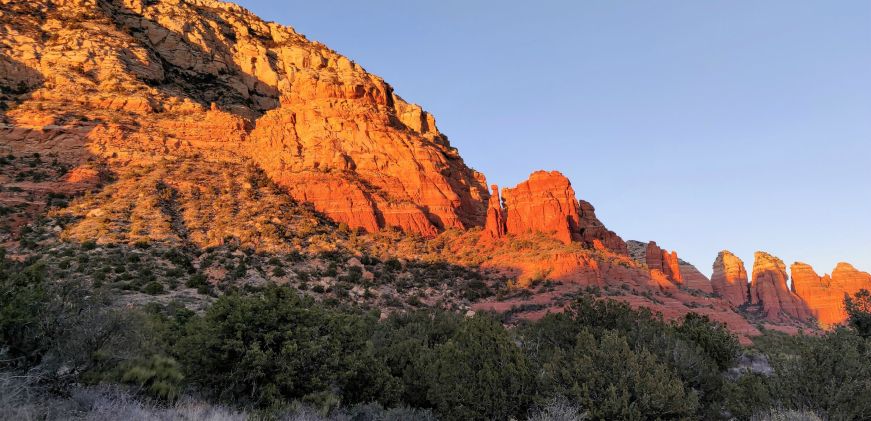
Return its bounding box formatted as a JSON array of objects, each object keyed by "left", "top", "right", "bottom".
[{"left": 235, "top": 0, "right": 871, "bottom": 278}]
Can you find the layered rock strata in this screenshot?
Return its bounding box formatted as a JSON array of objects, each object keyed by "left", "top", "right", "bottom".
[
  {"left": 490, "top": 171, "right": 628, "bottom": 253},
  {"left": 791, "top": 262, "right": 871, "bottom": 326},
  {"left": 711, "top": 251, "right": 749, "bottom": 308},
  {"left": 750, "top": 252, "right": 812, "bottom": 322}
]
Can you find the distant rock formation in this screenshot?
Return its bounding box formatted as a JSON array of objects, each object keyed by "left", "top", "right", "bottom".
[
  {"left": 750, "top": 252, "right": 812, "bottom": 322},
  {"left": 482, "top": 185, "right": 506, "bottom": 240},
  {"left": 501, "top": 171, "right": 580, "bottom": 245},
  {"left": 680, "top": 260, "right": 713, "bottom": 293},
  {"left": 711, "top": 251, "right": 749, "bottom": 308},
  {"left": 497, "top": 171, "right": 627, "bottom": 253},
  {"left": 577, "top": 200, "right": 629, "bottom": 254},
  {"left": 627, "top": 240, "right": 708, "bottom": 289},
  {"left": 791, "top": 262, "right": 871, "bottom": 326},
  {"left": 646, "top": 241, "right": 683, "bottom": 285}
]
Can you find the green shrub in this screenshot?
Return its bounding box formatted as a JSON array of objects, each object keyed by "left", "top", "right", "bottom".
[
  {"left": 766, "top": 328, "right": 871, "bottom": 419},
  {"left": 142, "top": 282, "right": 165, "bottom": 295},
  {"left": 120, "top": 355, "right": 185, "bottom": 401},
  {"left": 424, "top": 315, "right": 532, "bottom": 420},
  {"left": 185, "top": 274, "right": 207, "bottom": 289},
  {"left": 673, "top": 312, "right": 741, "bottom": 371},
  {"left": 845, "top": 289, "right": 871, "bottom": 338},
  {"left": 175, "top": 285, "right": 398, "bottom": 407}
]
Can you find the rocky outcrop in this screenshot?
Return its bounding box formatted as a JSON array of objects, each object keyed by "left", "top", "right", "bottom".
[
  {"left": 711, "top": 251, "right": 749, "bottom": 308},
  {"left": 645, "top": 241, "right": 683, "bottom": 285},
  {"left": 680, "top": 260, "right": 713, "bottom": 293},
  {"left": 500, "top": 171, "right": 627, "bottom": 253},
  {"left": 0, "top": 0, "right": 489, "bottom": 237},
  {"left": 791, "top": 262, "right": 871, "bottom": 326},
  {"left": 502, "top": 171, "right": 579, "bottom": 245},
  {"left": 750, "top": 252, "right": 812, "bottom": 322},
  {"left": 249, "top": 87, "right": 489, "bottom": 235},
  {"left": 482, "top": 184, "right": 506, "bottom": 240},
  {"left": 577, "top": 200, "right": 629, "bottom": 254},
  {"left": 628, "top": 240, "right": 705, "bottom": 289}
]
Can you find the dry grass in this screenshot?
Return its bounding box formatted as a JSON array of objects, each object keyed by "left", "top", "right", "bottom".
[
  {"left": 751, "top": 408, "right": 825, "bottom": 421},
  {"left": 526, "top": 398, "right": 588, "bottom": 421},
  {"left": 0, "top": 372, "right": 436, "bottom": 421}
]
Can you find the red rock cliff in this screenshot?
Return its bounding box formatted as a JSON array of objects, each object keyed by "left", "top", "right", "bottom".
[
  {"left": 645, "top": 241, "right": 683, "bottom": 285},
  {"left": 711, "top": 251, "right": 749, "bottom": 308},
  {"left": 680, "top": 260, "right": 713, "bottom": 293},
  {"left": 0, "top": 0, "right": 490, "bottom": 237},
  {"left": 792, "top": 262, "right": 871, "bottom": 327},
  {"left": 750, "top": 251, "right": 812, "bottom": 322},
  {"left": 500, "top": 171, "right": 627, "bottom": 253},
  {"left": 482, "top": 184, "right": 506, "bottom": 240},
  {"left": 577, "top": 200, "right": 629, "bottom": 254},
  {"left": 502, "top": 171, "right": 579, "bottom": 245}
]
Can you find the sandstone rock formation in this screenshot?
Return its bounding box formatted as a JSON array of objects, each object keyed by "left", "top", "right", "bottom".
[
  {"left": 500, "top": 171, "right": 627, "bottom": 253},
  {"left": 502, "top": 171, "right": 579, "bottom": 245},
  {"left": 680, "top": 260, "right": 713, "bottom": 293},
  {"left": 482, "top": 184, "right": 506, "bottom": 240},
  {"left": 791, "top": 262, "right": 871, "bottom": 326},
  {"left": 627, "top": 240, "right": 708, "bottom": 289},
  {"left": 0, "top": 0, "right": 488, "bottom": 238},
  {"left": 645, "top": 241, "right": 683, "bottom": 285},
  {"left": 577, "top": 200, "right": 629, "bottom": 254},
  {"left": 750, "top": 251, "right": 812, "bottom": 322},
  {"left": 711, "top": 251, "right": 749, "bottom": 308}
]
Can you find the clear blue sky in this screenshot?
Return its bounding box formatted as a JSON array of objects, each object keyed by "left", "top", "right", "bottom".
[{"left": 235, "top": 0, "right": 871, "bottom": 277}]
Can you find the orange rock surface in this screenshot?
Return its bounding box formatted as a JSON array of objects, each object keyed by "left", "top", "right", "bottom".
[
  {"left": 482, "top": 185, "right": 507, "bottom": 240},
  {"left": 502, "top": 171, "right": 579, "bottom": 245},
  {"left": 645, "top": 241, "right": 683, "bottom": 285},
  {"left": 791, "top": 262, "right": 871, "bottom": 327},
  {"left": 0, "top": 0, "right": 488, "bottom": 238},
  {"left": 680, "top": 261, "right": 714, "bottom": 293},
  {"left": 711, "top": 251, "right": 749, "bottom": 308},
  {"left": 500, "top": 171, "right": 627, "bottom": 253},
  {"left": 577, "top": 200, "right": 629, "bottom": 255},
  {"left": 750, "top": 251, "right": 812, "bottom": 322}
]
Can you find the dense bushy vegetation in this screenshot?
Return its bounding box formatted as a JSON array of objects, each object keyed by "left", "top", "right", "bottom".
[{"left": 2, "top": 249, "right": 871, "bottom": 420}]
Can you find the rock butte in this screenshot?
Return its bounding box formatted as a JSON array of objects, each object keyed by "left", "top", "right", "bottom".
[
  {"left": 750, "top": 252, "right": 812, "bottom": 323},
  {"left": 490, "top": 171, "right": 628, "bottom": 254},
  {"left": 646, "top": 241, "right": 683, "bottom": 285},
  {"left": 626, "top": 240, "right": 702, "bottom": 290},
  {"left": 791, "top": 262, "right": 871, "bottom": 326},
  {"left": 711, "top": 251, "right": 749, "bottom": 308}
]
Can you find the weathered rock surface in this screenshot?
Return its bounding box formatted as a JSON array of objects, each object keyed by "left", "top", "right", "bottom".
[
  {"left": 0, "top": 0, "right": 488, "bottom": 237},
  {"left": 482, "top": 184, "right": 506, "bottom": 240},
  {"left": 628, "top": 240, "right": 709, "bottom": 290},
  {"left": 502, "top": 171, "right": 579, "bottom": 245},
  {"left": 645, "top": 241, "right": 683, "bottom": 285},
  {"left": 711, "top": 251, "right": 749, "bottom": 308},
  {"left": 577, "top": 200, "right": 629, "bottom": 254},
  {"left": 680, "top": 260, "right": 714, "bottom": 293},
  {"left": 791, "top": 262, "right": 871, "bottom": 327},
  {"left": 750, "top": 251, "right": 812, "bottom": 322},
  {"left": 500, "top": 171, "right": 627, "bottom": 253}
]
